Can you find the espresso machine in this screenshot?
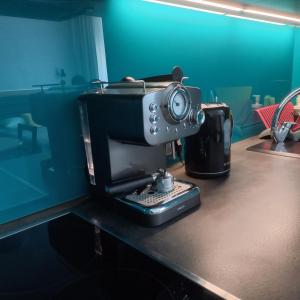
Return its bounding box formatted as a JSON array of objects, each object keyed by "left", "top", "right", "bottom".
[{"left": 79, "top": 67, "right": 205, "bottom": 226}]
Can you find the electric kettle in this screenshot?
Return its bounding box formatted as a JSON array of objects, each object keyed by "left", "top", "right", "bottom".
[{"left": 184, "top": 103, "right": 233, "bottom": 178}]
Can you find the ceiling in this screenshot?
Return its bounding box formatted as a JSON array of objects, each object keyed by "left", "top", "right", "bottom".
[
  {"left": 234, "top": 0, "right": 300, "bottom": 14},
  {"left": 0, "top": 0, "right": 102, "bottom": 21},
  {"left": 1, "top": 0, "right": 300, "bottom": 21}
]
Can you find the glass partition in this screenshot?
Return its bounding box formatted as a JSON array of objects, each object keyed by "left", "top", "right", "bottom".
[{"left": 0, "top": 3, "right": 107, "bottom": 224}]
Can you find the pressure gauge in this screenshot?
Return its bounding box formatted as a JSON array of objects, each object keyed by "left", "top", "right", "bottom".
[{"left": 168, "top": 87, "right": 191, "bottom": 122}]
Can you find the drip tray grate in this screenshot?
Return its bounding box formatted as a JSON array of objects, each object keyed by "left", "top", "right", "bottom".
[{"left": 124, "top": 181, "right": 193, "bottom": 207}]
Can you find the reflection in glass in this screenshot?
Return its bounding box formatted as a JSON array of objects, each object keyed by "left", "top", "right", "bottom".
[{"left": 0, "top": 7, "right": 107, "bottom": 224}]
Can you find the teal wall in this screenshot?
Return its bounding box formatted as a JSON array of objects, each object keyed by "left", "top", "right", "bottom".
[
  {"left": 0, "top": 0, "right": 298, "bottom": 225},
  {"left": 292, "top": 29, "right": 300, "bottom": 88},
  {"left": 98, "top": 0, "right": 295, "bottom": 140},
  {"left": 99, "top": 0, "right": 294, "bottom": 100}
]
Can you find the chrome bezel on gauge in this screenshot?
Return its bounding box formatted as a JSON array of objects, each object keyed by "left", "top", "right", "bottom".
[{"left": 167, "top": 86, "right": 191, "bottom": 123}]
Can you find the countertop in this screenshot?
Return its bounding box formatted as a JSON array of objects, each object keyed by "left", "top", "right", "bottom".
[
  {"left": 74, "top": 137, "right": 300, "bottom": 300},
  {"left": 0, "top": 196, "right": 88, "bottom": 239}
]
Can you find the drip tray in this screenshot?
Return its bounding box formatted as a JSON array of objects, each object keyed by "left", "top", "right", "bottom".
[
  {"left": 124, "top": 181, "right": 193, "bottom": 208},
  {"left": 247, "top": 140, "right": 300, "bottom": 159}
]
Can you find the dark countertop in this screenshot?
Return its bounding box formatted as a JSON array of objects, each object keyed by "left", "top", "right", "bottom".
[
  {"left": 74, "top": 137, "right": 300, "bottom": 300},
  {"left": 0, "top": 196, "right": 88, "bottom": 239}
]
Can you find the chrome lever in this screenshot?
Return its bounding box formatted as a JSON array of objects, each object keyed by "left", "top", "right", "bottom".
[
  {"left": 272, "top": 121, "right": 296, "bottom": 143},
  {"left": 271, "top": 87, "right": 300, "bottom": 143}
]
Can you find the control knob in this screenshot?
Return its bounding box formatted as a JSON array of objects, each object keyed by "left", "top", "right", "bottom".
[
  {"left": 149, "top": 114, "right": 159, "bottom": 124},
  {"left": 189, "top": 109, "right": 205, "bottom": 126},
  {"left": 150, "top": 126, "right": 159, "bottom": 135},
  {"left": 149, "top": 103, "right": 158, "bottom": 113}
]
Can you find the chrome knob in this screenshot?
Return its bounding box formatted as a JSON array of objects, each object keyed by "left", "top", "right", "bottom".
[
  {"left": 189, "top": 109, "right": 205, "bottom": 126},
  {"left": 149, "top": 114, "right": 159, "bottom": 124},
  {"left": 149, "top": 103, "right": 158, "bottom": 113},
  {"left": 150, "top": 126, "right": 159, "bottom": 135}
]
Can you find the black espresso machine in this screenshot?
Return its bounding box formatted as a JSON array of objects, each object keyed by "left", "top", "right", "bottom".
[{"left": 79, "top": 67, "right": 205, "bottom": 226}]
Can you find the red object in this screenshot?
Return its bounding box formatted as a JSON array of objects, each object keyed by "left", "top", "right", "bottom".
[{"left": 256, "top": 103, "right": 300, "bottom": 133}]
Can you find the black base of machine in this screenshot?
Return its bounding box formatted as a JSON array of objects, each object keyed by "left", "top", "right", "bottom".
[
  {"left": 114, "top": 185, "right": 201, "bottom": 227},
  {"left": 186, "top": 169, "right": 230, "bottom": 179}
]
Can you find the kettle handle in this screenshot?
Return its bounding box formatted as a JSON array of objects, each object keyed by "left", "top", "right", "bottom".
[{"left": 230, "top": 111, "right": 234, "bottom": 137}]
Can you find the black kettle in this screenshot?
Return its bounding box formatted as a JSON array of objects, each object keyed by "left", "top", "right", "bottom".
[{"left": 184, "top": 103, "right": 233, "bottom": 178}]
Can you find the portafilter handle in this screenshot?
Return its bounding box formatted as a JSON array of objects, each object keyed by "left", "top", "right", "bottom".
[{"left": 105, "top": 175, "right": 155, "bottom": 196}]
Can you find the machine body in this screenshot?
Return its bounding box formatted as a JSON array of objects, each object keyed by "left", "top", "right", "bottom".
[{"left": 79, "top": 68, "right": 204, "bottom": 226}]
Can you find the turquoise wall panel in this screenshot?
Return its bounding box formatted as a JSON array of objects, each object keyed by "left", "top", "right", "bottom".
[
  {"left": 100, "top": 0, "right": 294, "bottom": 96},
  {"left": 0, "top": 0, "right": 297, "bottom": 224},
  {"left": 98, "top": 0, "right": 295, "bottom": 140},
  {"left": 292, "top": 29, "right": 300, "bottom": 89}
]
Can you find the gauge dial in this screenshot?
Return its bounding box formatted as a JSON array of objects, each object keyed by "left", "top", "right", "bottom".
[{"left": 168, "top": 88, "right": 191, "bottom": 122}]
